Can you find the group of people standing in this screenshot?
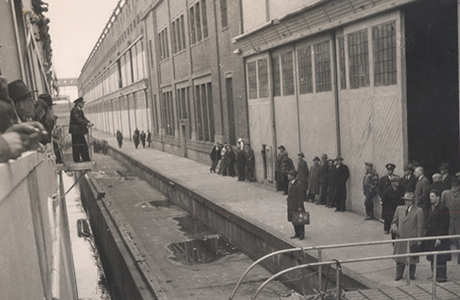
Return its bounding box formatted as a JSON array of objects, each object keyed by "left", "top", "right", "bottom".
[
  {"left": 364, "top": 161, "right": 460, "bottom": 283},
  {"left": 209, "top": 138, "right": 255, "bottom": 182},
  {"left": 114, "top": 128, "right": 151, "bottom": 149}
]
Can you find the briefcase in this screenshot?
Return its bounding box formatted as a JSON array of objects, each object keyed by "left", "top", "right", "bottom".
[{"left": 292, "top": 211, "right": 310, "bottom": 225}]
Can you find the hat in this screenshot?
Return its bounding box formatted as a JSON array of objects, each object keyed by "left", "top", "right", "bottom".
[
  {"left": 278, "top": 145, "right": 285, "bottom": 150},
  {"left": 297, "top": 152, "right": 305, "bottom": 158},
  {"left": 439, "top": 163, "right": 450, "bottom": 170},
  {"left": 385, "top": 163, "right": 396, "bottom": 170},
  {"left": 7, "top": 79, "right": 37, "bottom": 102},
  {"left": 313, "top": 156, "right": 320, "bottom": 161},
  {"left": 237, "top": 138, "right": 243, "bottom": 143},
  {"left": 288, "top": 169, "right": 298, "bottom": 177},
  {"left": 432, "top": 173, "right": 442, "bottom": 181},
  {"left": 455, "top": 172, "right": 460, "bottom": 178},
  {"left": 391, "top": 175, "right": 400, "bottom": 182},
  {"left": 402, "top": 192, "right": 415, "bottom": 201},
  {"left": 335, "top": 156, "right": 344, "bottom": 161},
  {"left": 328, "top": 159, "right": 334, "bottom": 162},
  {"left": 411, "top": 161, "right": 420, "bottom": 167},
  {"left": 321, "top": 154, "right": 328, "bottom": 159},
  {"left": 403, "top": 163, "right": 414, "bottom": 171},
  {"left": 364, "top": 162, "right": 373, "bottom": 167},
  {"left": 73, "top": 97, "right": 84, "bottom": 104},
  {"left": 38, "top": 94, "right": 54, "bottom": 107}
]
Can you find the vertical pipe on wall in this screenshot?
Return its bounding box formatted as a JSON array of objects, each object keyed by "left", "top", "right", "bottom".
[
  {"left": 10, "top": 0, "right": 26, "bottom": 80},
  {"left": 332, "top": 31, "right": 342, "bottom": 155},
  {"left": 268, "top": 52, "right": 277, "bottom": 183}
]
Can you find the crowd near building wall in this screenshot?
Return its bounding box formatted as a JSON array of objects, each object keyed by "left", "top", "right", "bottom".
[{"left": 79, "top": 0, "right": 460, "bottom": 217}]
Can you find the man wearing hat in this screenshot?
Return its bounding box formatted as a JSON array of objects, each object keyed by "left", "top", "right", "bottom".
[
  {"left": 391, "top": 192, "right": 424, "bottom": 281},
  {"left": 381, "top": 175, "right": 405, "bottom": 235},
  {"left": 400, "top": 163, "right": 417, "bottom": 193},
  {"left": 297, "top": 152, "right": 309, "bottom": 201},
  {"left": 439, "top": 163, "right": 454, "bottom": 189},
  {"left": 363, "top": 162, "right": 379, "bottom": 220},
  {"left": 442, "top": 178, "right": 460, "bottom": 265},
  {"left": 8, "top": 79, "right": 37, "bottom": 122},
  {"left": 245, "top": 143, "right": 255, "bottom": 182},
  {"left": 378, "top": 163, "right": 397, "bottom": 200},
  {"left": 330, "top": 156, "right": 350, "bottom": 212},
  {"left": 414, "top": 166, "right": 430, "bottom": 209},
  {"left": 286, "top": 169, "right": 306, "bottom": 240},
  {"left": 318, "top": 154, "right": 330, "bottom": 205},
  {"left": 209, "top": 141, "right": 222, "bottom": 173},
  {"left": 34, "top": 93, "right": 55, "bottom": 144},
  {"left": 275, "top": 145, "right": 286, "bottom": 191},
  {"left": 236, "top": 139, "right": 247, "bottom": 181},
  {"left": 308, "top": 156, "right": 321, "bottom": 204},
  {"left": 69, "top": 97, "right": 92, "bottom": 162}
]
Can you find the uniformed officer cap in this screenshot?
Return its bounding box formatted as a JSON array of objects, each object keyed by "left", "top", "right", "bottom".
[
  {"left": 385, "top": 163, "right": 396, "bottom": 170},
  {"left": 364, "top": 162, "right": 373, "bottom": 167}
]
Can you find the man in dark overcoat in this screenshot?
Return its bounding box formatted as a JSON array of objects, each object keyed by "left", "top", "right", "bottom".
[
  {"left": 308, "top": 156, "right": 321, "bottom": 203},
  {"left": 116, "top": 130, "right": 123, "bottom": 148},
  {"left": 378, "top": 163, "right": 396, "bottom": 199},
  {"left": 439, "top": 163, "right": 454, "bottom": 189},
  {"left": 286, "top": 169, "right": 306, "bottom": 240},
  {"left": 140, "top": 130, "right": 146, "bottom": 148},
  {"left": 245, "top": 143, "right": 255, "bottom": 182},
  {"left": 236, "top": 144, "right": 247, "bottom": 181},
  {"left": 275, "top": 145, "right": 286, "bottom": 191},
  {"left": 297, "top": 152, "right": 309, "bottom": 202},
  {"left": 330, "top": 156, "right": 349, "bottom": 212},
  {"left": 442, "top": 179, "right": 460, "bottom": 264},
  {"left": 69, "top": 97, "right": 92, "bottom": 162},
  {"left": 133, "top": 128, "right": 140, "bottom": 149},
  {"left": 414, "top": 166, "right": 430, "bottom": 209},
  {"left": 400, "top": 163, "right": 417, "bottom": 193},
  {"left": 318, "top": 154, "right": 329, "bottom": 205},
  {"left": 209, "top": 142, "right": 221, "bottom": 173},
  {"left": 391, "top": 192, "right": 424, "bottom": 281},
  {"left": 381, "top": 175, "right": 405, "bottom": 236},
  {"left": 424, "top": 189, "right": 451, "bottom": 282}
]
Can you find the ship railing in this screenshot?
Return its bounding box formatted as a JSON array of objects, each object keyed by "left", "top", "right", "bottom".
[{"left": 229, "top": 234, "right": 460, "bottom": 300}]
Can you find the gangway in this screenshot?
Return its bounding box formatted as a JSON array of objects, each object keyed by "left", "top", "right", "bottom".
[{"left": 230, "top": 235, "right": 460, "bottom": 300}]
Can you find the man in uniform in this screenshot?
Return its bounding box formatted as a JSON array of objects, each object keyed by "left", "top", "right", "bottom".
[
  {"left": 69, "top": 97, "right": 92, "bottom": 162},
  {"left": 378, "top": 163, "right": 396, "bottom": 200},
  {"left": 363, "top": 162, "right": 379, "bottom": 220}
]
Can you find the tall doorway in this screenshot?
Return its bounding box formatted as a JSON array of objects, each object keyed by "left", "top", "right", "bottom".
[{"left": 405, "top": 0, "right": 459, "bottom": 176}]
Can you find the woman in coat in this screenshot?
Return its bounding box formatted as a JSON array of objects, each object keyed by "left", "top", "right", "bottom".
[
  {"left": 391, "top": 192, "right": 424, "bottom": 281},
  {"left": 424, "top": 189, "right": 451, "bottom": 282}
]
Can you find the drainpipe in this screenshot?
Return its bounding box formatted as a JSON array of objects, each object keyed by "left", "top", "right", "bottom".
[
  {"left": 10, "top": 0, "right": 26, "bottom": 79},
  {"left": 332, "top": 32, "right": 341, "bottom": 155},
  {"left": 268, "top": 53, "right": 277, "bottom": 183}
]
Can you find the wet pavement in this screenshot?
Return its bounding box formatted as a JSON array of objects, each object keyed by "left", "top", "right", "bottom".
[
  {"left": 91, "top": 153, "right": 291, "bottom": 299},
  {"left": 90, "top": 130, "right": 460, "bottom": 299}
]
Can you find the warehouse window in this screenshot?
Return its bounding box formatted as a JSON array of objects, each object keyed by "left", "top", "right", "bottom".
[
  {"left": 338, "top": 37, "right": 346, "bottom": 89},
  {"left": 348, "top": 29, "right": 369, "bottom": 89},
  {"left": 158, "top": 27, "right": 170, "bottom": 61},
  {"left": 373, "top": 21, "right": 397, "bottom": 86},
  {"left": 220, "top": 0, "right": 228, "bottom": 28},
  {"left": 281, "top": 52, "right": 294, "bottom": 96},
  {"left": 189, "top": 6, "right": 196, "bottom": 44},
  {"left": 162, "top": 90, "right": 175, "bottom": 136},
  {"left": 189, "top": 0, "right": 208, "bottom": 45},
  {"left": 298, "top": 46, "right": 313, "bottom": 94},
  {"left": 314, "top": 41, "right": 332, "bottom": 92},
  {"left": 194, "top": 82, "right": 214, "bottom": 142},
  {"left": 172, "top": 15, "right": 186, "bottom": 54},
  {"left": 248, "top": 61, "right": 257, "bottom": 99},
  {"left": 272, "top": 55, "right": 281, "bottom": 96},
  {"left": 258, "top": 58, "right": 268, "bottom": 98}
]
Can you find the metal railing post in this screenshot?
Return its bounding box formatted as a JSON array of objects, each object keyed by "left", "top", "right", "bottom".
[
  {"left": 406, "top": 241, "right": 411, "bottom": 285},
  {"left": 335, "top": 260, "right": 342, "bottom": 300},
  {"left": 318, "top": 248, "right": 323, "bottom": 291},
  {"left": 432, "top": 254, "right": 437, "bottom": 300}
]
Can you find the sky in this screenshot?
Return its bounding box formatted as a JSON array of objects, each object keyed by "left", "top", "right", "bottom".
[{"left": 45, "top": 0, "right": 120, "bottom": 79}]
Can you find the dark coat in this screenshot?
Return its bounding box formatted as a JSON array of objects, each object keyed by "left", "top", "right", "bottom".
[
  {"left": 442, "top": 173, "right": 454, "bottom": 189},
  {"left": 442, "top": 190, "right": 460, "bottom": 240},
  {"left": 308, "top": 163, "right": 321, "bottom": 194},
  {"left": 378, "top": 175, "right": 393, "bottom": 198},
  {"left": 330, "top": 163, "right": 350, "bottom": 201},
  {"left": 210, "top": 145, "right": 221, "bottom": 161},
  {"left": 415, "top": 176, "right": 430, "bottom": 208},
  {"left": 424, "top": 203, "right": 451, "bottom": 262},
  {"left": 318, "top": 163, "right": 329, "bottom": 184},
  {"left": 400, "top": 174, "right": 417, "bottom": 193},
  {"left": 382, "top": 185, "right": 405, "bottom": 214},
  {"left": 297, "top": 159, "right": 309, "bottom": 187},
  {"left": 69, "top": 105, "right": 89, "bottom": 135},
  {"left": 287, "top": 179, "right": 305, "bottom": 222},
  {"left": 391, "top": 205, "right": 424, "bottom": 264}
]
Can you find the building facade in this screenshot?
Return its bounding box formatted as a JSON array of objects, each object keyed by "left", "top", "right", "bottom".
[
  {"left": 80, "top": 0, "right": 248, "bottom": 164},
  {"left": 235, "top": 0, "right": 460, "bottom": 215}
]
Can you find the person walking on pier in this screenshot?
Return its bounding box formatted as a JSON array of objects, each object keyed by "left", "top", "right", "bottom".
[
  {"left": 330, "top": 156, "right": 349, "bottom": 212},
  {"left": 69, "top": 97, "right": 92, "bottom": 162},
  {"left": 391, "top": 192, "right": 424, "bottom": 281},
  {"left": 147, "top": 131, "right": 151, "bottom": 147},
  {"left": 209, "top": 142, "right": 221, "bottom": 173},
  {"left": 133, "top": 128, "right": 140, "bottom": 149},
  {"left": 363, "top": 162, "right": 379, "bottom": 220},
  {"left": 116, "top": 130, "right": 123, "bottom": 148},
  {"left": 424, "top": 189, "right": 451, "bottom": 283},
  {"left": 140, "top": 130, "right": 146, "bottom": 148},
  {"left": 287, "top": 169, "right": 306, "bottom": 240}
]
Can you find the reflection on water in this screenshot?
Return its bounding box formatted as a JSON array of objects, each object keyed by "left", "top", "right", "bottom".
[{"left": 63, "top": 174, "right": 111, "bottom": 300}]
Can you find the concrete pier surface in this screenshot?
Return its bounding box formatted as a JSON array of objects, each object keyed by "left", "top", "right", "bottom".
[{"left": 90, "top": 130, "right": 460, "bottom": 299}]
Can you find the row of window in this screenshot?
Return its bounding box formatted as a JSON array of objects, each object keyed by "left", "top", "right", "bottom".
[
  {"left": 84, "top": 40, "right": 146, "bottom": 102},
  {"left": 158, "top": 28, "right": 170, "bottom": 61},
  {"left": 248, "top": 21, "right": 397, "bottom": 99},
  {"left": 171, "top": 15, "right": 187, "bottom": 54}
]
